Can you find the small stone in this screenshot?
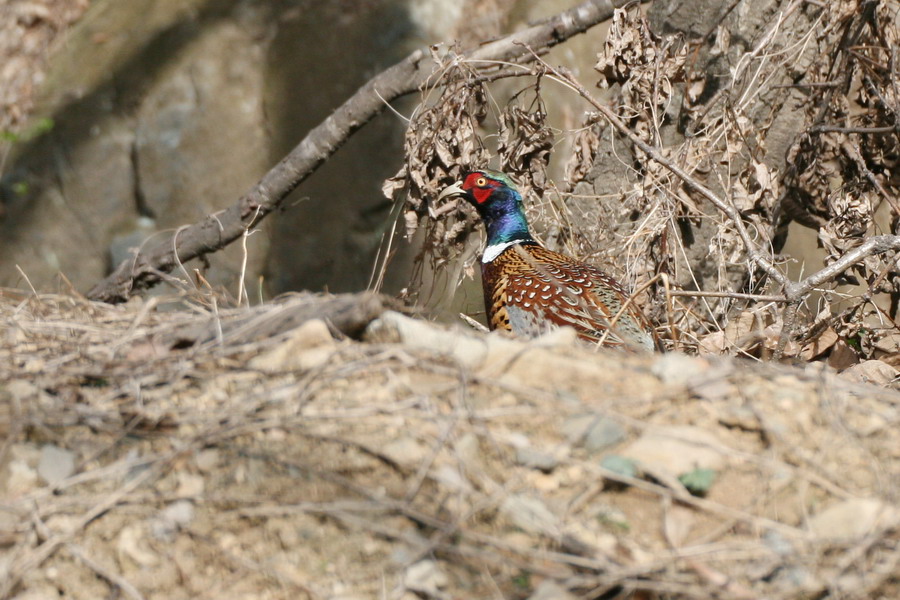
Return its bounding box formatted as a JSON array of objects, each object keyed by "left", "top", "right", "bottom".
[
  {"left": 403, "top": 560, "right": 447, "bottom": 596},
  {"left": 6, "top": 447, "right": 39, "bottom": 495},
  {"left": 841, "top": 360, "right": 899, "bottom": 386},
  {"left": 37, "top": 444, "right": 75, "bottom": 485},
  {"left": 600, "top": 454, "right": 637, "bottom": 479},
  {"left": 454, "top": 432, "right": 482, "bottom": 472},
  {"left": 162, "top": 500, "right": 194, "bottom": 527},
  {"left": 584, "top": 418, "right": 627, "bottom": 452},
  {"left": 562, "top": 522, "right": 617, "bottom": 555},
  {"left": 561, "top": 414, "right": 594, "bottom": 442},
  {"left": 501, "top": 531, "right": 534, "bottom": 550},
  {"left": 7, "top": 380, "right": 40, "bottom": 401},
  {"left": 515, "top": 446, "right": 558, "bottom": 472},
  {"left": 117, "top": 524, "right": 158, "bottom": 567},
  {"left": 381, "top": 436, "right": 428, "bottom": 468},
  {"left": 500, "top": 494, "right": 560, "bottom": 537},
  {"left": 152, "top": 500, "right": 195, "bottom": 541},
  {"left": 763, "top": 530, "right": 795, "bottom": 557},
  {"left": 718, "top": 403, "right": 760, "bottom": 430},
  {"left": 195, "top": 448, "right": 220, "bottom": 472},
  {"left": 767, "top": 565, "right": 821, "bottom": 593},
  {"left": 290, "top": 346, "right": 338, "bottom": 371},
  {"left": 530, "top": 472, "right": 560, "bottom": 493},
  {"left": 808, "top": 498, "right": 899, "bottom": 540},
  {"left": 650, "top": 352, "right": 707, "bottom": 386},
  {"left": 248, "top": 319, "right": 336, "bottom": 372},
  {"left": 527, "top": 580, "right": 578, "bottom": 600},
  {"left": 390, "top": 545, "right": 418, "bottom": 566},
  {"left": 561, "top": 414, "right": 626, "bottom": 451},
  {"left": 533, "top": 326, "right": 578, "bottom": 347},
  {"left": 620, "top": 425, "right": 727, "bottom": 477},
  {"left": 560, "top": 464, "right": 583, "bottom": 485},
  {"left": 175, "top": 472, "right": 205, "bottom": 497},
  {"left": 365, "top": 311, "right": 489, "bottom": 368},
  {"left": 292, "top": 318, "right": 336, "bottom": 347},
  {"left": 432, "top": 464, "right": 473, "bottom": 492}
]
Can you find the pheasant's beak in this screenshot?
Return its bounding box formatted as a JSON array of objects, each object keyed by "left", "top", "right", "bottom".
[{"left": 437, "top": 181, "right": 466, "bottom": 201}]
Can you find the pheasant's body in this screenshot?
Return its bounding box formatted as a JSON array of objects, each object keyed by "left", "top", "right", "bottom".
[
  {"left": 481, "top": 242, "right": 657, "bottom": 350},
  {"left": 440, "top": 170, "right": 659, "bottom": 352}
]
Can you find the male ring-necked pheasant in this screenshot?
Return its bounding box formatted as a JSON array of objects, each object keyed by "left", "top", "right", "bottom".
[{"left": 439, "top": 169, "right": 659, "bottom": 352}]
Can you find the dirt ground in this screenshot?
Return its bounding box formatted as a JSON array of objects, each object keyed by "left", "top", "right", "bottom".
[{"left": 1, "top": 290, "right": 898, "bottom": 599}]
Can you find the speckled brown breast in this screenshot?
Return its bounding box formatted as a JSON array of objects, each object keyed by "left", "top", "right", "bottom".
[{"left": 480, "top": 243, "right": 658, "bottom": 351}]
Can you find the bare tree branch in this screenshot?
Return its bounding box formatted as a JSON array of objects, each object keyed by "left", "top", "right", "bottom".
[
  {"left": 530, "top": 47, "right": 900, "bottom": 357},
  {"left": 786, "top": 235, "right": 900, "bottom": 298},
  {"left": 87, "top": 0, "right": 636, "bottom": 304},
  {"left": 534, "top": 57, "right": 792, "bottom": 290}
]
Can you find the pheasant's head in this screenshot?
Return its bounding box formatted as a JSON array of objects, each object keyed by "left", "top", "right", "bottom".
[{"left": 438, "top": 170, "right": 533, "bottom": 247}]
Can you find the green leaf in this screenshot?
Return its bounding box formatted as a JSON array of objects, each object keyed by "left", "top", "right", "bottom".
[
  {"left": 512, "top": 571, "right": 531, "bottom": 589},
  {"left": 597, "top": 512, "right": 630, "bottom": 532},
  {"left": 1, "top": 118, "right": 55, "bottom": 144},
  {"left": 679, "top": 468, "right": 716, "bottom": 495},
  {"left": 33, "top": 117, "right": 54, "bottom": 134}
]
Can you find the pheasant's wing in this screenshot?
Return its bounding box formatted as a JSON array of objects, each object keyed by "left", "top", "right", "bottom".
[
  {"left": 483, "top": 249, "right": 556, "bottom": 337},
  {"left": 500, "top": 245, "right": 656, "bottom": 351}
]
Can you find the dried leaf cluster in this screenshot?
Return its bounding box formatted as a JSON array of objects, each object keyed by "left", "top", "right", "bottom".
[
  {"left": 382, "top": 57, "right": 489, "bottom": 269},
  {"left": 594, "top": 7, "right": 688, "bottom": 143},
  {"left": 496, "top": 80, "right": 553, "bottom": 194},
  {"left": 386, "top": 1, "right": 900, "bottom": 372},
  {"left": 785, "top": 1, "right": 900, "bottom": 273},
  {"left": 382, "top": 54, "right": 559, "bottom": 295},
  {"left": 613, "top": 0, "right": 900, "bottom": 364}
]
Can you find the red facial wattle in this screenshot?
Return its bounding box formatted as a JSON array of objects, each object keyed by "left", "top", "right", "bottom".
[
  {"left": 472, "top": 187, "right": 492, "bottom": 204},
  {"left": 462, "top": 172, "right": 498, "bottom": 204}
]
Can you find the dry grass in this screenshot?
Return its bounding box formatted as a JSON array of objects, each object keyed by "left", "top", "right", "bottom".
[{"left": 1, "top": 290, "right": 898, "bottom": 599}]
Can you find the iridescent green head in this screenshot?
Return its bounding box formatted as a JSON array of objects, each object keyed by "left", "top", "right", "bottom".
[{"left": 438, "top": 170, "right": 534, "bottom": 249}]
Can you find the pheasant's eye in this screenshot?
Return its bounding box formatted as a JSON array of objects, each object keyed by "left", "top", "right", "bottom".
[{"left": 475, "top": 177, "right": 487, "bottom": 187}]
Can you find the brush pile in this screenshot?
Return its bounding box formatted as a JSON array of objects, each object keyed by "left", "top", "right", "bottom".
[
  {"left": 2, "top": 290, "right": 898, "bottom": 599},
  {"left": 386, "top": 0, "right": 900, "bottom": 368}
]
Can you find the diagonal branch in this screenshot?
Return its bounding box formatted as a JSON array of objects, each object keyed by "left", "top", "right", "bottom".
[
  {"left": 535, "top": 57, "right": 791, "bottom": 291},
  {"left": 530, "top": 49, "right": 900, "bottom": 357},
  {"left": 87, "top": 0, "right": 637, "bottom": 304},
  {"left": 785, "top": 235, "right": 900, "bottom": 299}
]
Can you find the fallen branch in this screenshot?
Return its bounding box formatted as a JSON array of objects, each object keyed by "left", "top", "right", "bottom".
[
  {"left": 87, "top": 0, "right": 636, "bottom": 304},
  {"left": 163, "top": 291, "right": 390, "bottom": 348}
]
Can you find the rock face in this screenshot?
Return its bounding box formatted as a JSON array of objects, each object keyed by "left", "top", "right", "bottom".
[
  {"left": 261, "top": 1, "right": 420, "bottom": 295},
  {"left": 0, "top": 0, "right": 272, "bottom": 292},
  {"left": 0, "top": 0, "right": 444, "bottom": 295},
  {"left": 131, "top": 14, "right": 271, "bottom": 289}
]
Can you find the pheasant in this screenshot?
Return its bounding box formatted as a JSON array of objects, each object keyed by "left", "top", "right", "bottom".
[{"left": 439, "top": 169, "right": 659, "bottom": 352}]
